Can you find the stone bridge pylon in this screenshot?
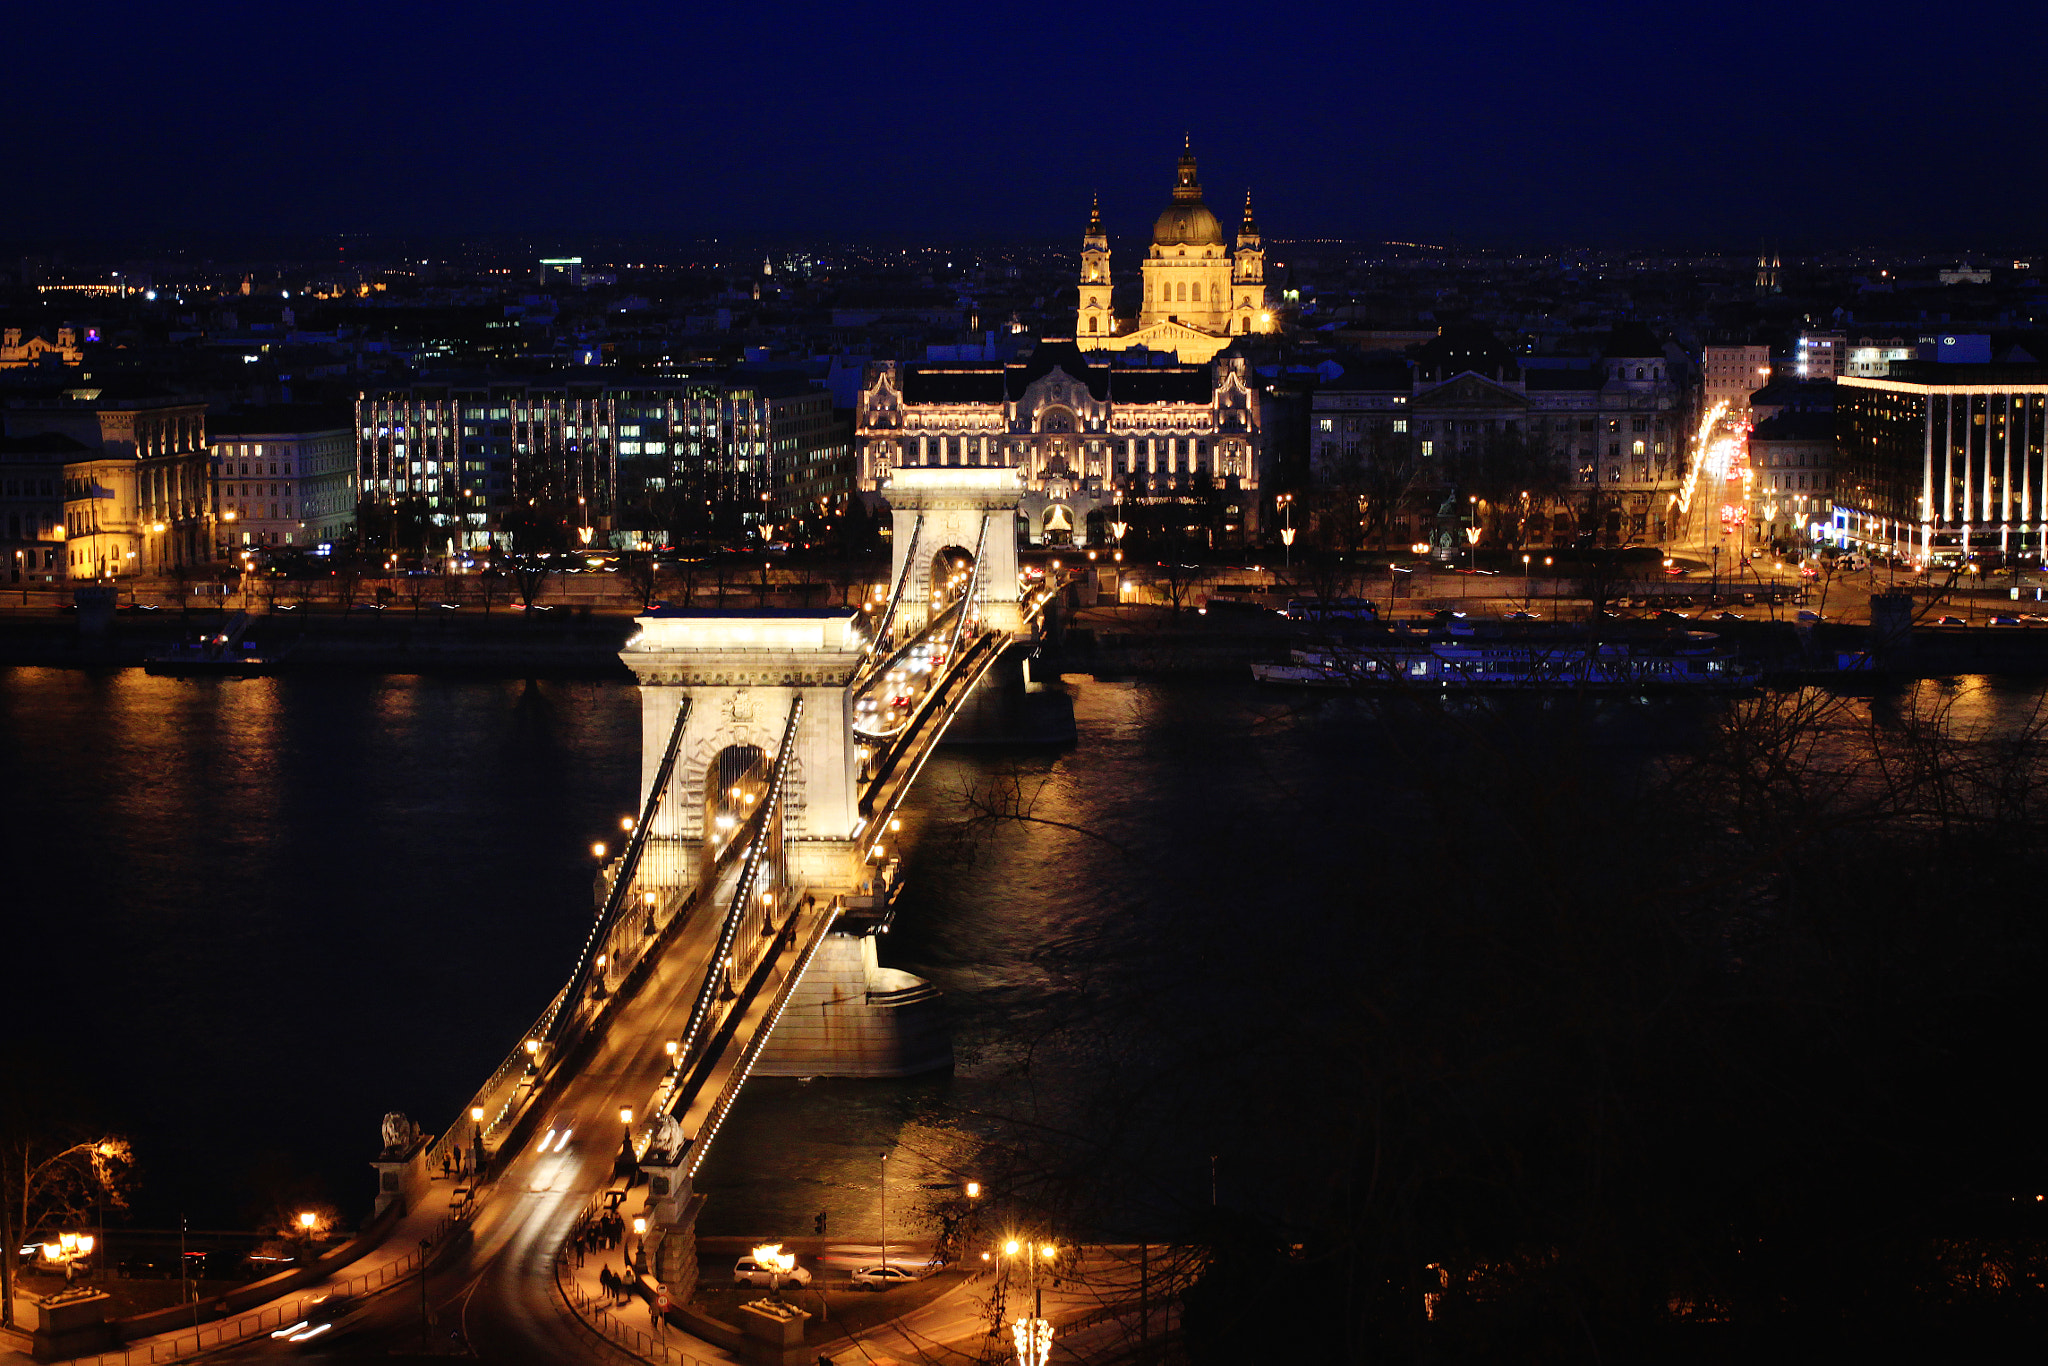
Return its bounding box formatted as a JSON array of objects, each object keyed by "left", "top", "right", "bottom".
[
  {"left": 620, "top": 610, "right": 867, "bottom": 889},
  {"left": 883, "top": 465, "right": 1025, "bottom": 634}
]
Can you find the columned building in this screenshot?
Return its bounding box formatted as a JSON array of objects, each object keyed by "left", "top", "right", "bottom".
[
  {"left": 1836, "top": 363, "right": 2048, "bottom": 564},
  {"left": 857, "top": 340, "right": 1260, "bottom": 545},
  {"left": 1074, "top": 141, "right": 1276, "bottom": 364},
  {"left": 5, "top": 395, "right": 214, "bottom": 578}
]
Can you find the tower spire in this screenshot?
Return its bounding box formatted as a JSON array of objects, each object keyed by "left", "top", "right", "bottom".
[
  {"left": 1087, "top": 192, "right": 1102, "bottom": 235},
  {"left": 1241, "top": 188, "right": 1258, "bottom": 236}
]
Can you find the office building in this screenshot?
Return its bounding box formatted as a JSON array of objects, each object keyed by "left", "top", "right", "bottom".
[
  {"left": 357, "top": 373, "right": 849, "bottom": 548},
  {"left": 1836, "top": 362, "right": 2048, "bottom": 563}
]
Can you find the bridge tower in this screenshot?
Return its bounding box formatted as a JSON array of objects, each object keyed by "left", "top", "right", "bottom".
[
  {"left": 884, "top": 465, "right": 1025, "bottom": 634},
  {"left": 620, "top": 610, "right": 868, "bottom": 888}
]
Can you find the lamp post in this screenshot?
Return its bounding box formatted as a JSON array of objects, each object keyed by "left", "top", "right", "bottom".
[
  {"left": 1277, "top": 493, "right": 1293, "bottom": 571},
  {"left": 878, "top": 1151, "right": 888, "bottom": 1273}
]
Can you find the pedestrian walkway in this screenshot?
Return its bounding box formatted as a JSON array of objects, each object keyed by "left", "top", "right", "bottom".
[{"left": 551, "top": 1186, "right": 732, "bottom": 1366}]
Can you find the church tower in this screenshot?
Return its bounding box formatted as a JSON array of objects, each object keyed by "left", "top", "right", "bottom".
[
  {"left": 1137, "top": 138, "right": 1232, "bottom": 339},
  {"left": 1077, "top": 194, "right": 1113, "bottom": 341},
  {"left": 1230, "top": 190, "right": 1267, "bottom": 337}
]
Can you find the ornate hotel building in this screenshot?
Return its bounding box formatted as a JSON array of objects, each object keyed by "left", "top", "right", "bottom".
[
  {"left": 1836, "top": 362, "right": 2048, "bottom": 563},
  {"left": 857, "top": 341, "right": 1260, "bottom": 545}
]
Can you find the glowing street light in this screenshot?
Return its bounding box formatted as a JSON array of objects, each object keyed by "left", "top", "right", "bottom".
[{"left": 591, "top": 842, "right": 607, "bottom": 860}]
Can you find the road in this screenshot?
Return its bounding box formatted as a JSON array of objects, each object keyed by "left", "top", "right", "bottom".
[{"left": 208, "top": 863, "right": 782, "bottom": 1365}]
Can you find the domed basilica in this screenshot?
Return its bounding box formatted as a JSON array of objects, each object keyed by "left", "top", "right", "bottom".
[{"left": 1076, "top": 140, "right": 1275, "bottom": 364}]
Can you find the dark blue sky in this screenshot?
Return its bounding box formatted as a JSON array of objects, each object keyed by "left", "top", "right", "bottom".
[{"left": 16, "top": 0, "right": 2044, "bottom": 247}]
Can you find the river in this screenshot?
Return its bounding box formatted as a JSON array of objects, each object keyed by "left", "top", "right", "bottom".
[{"left": 4, "top": 666, "right": 2043, "bottom": 1247}]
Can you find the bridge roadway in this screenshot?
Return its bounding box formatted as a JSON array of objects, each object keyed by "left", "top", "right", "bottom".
[{"left": 205, "top": 596, "right": 1041, "bottom": 1365}]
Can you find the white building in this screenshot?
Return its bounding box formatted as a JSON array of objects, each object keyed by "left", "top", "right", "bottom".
[{"left": 208, "top": 406, "right": 357, "bottom": 550}]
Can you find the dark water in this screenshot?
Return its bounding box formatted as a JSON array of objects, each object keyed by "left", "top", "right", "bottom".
[
  {"left": 6, "top": 666, "right": 2046, "bottom": 1245},
  {"left": 0, "top": 668, "right": 638, "bottom": 1230}
]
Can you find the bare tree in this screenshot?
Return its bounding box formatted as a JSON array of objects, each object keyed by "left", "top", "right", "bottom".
[{"left": 1, "top": 1134, "right": 135, "bottom": 1319}]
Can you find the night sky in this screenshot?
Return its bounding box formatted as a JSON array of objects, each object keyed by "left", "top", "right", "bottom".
[{"left": 14, "top": 0, "right": 2045, "bottom": 247}]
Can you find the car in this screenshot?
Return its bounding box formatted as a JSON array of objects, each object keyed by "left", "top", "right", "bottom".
[
  {"left": 1990, "top": 615, "right": 2023, "bottom": 626},
  {"left": 270, "top": 1294, "right": 360, "bottom": 1346},
  {"left": 350, "top": 602, "right": 384, "bottom": 612},
  {"left": 733, "top": 1255, "right": 811, "bottom": 1288},
  {"left": 1503, "top": 610, "right": 1538, "bottom": 620},
  {"left": 1936, "top": 615, "right": 1966, "bottom": 626},
  {"left": 1796, "top": 610, "right": 1822, "bottom": 623},
  {"left": 1710, "top": 610, "right": 1744, "bottom": 622},
  {"left": 119, "top": 602, "right": 160, "bottom": 612},
  {"left": 849, "top": 1262, "right": 932, "bottom": 1291}
]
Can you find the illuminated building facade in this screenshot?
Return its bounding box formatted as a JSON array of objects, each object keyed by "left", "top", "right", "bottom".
[
  {"left": 208, "top": 407, "right": 357, "bottom": 550},
  {"left": 357, "top": 374, "right": 847, "bottom": 547},
  {"left": 1074, "top": 142, "right": 1275, "bottom": 364},
  {"left": 1836, "top": 363, "right": 2048, "bottom": 563},
  {"left": 0, "top": 327, "right": 84, "bottom": 369},
  {"left": 1702, "top": 343, "right": 1771, "bottom": 420},
  {"left": 1795, "top": 331, "right": 1845, "bottom": 380},
  {"left": 858, "top": 340, "right": 1261, "bottom": 545},
  {"left": 4, "top": 396, "right": 213, "bottom": 578},
  {"left": 1747, "top": 411, "right": 1833, "bottom": 545}
]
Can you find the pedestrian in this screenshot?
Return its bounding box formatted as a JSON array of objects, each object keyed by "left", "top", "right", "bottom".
[
  {"left": 600, "top": 1267, "right": 615, "bottom": 1297},
  {"left": 441, "top": 1152, "right": 452, "bottom": 1179}
]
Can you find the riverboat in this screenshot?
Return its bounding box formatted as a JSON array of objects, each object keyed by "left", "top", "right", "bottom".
[
  {"left": 1251, "top": 631, "right": 1760, "bottom": 691},
  {"left": 144, "top": 613, "right": 285, "bottom": 675}
]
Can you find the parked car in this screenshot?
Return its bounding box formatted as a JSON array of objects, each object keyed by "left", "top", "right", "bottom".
[{"left": 733, "top": 1254, "right": 811, "bottom": 1288}]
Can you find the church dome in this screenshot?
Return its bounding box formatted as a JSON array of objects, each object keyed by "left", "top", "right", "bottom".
[
  {"left": 1152, "top": 140, "right": 1224, "bottom": 246},
  {"left": 1153, "top": 202, "right": 1224, "bottom": 246}
]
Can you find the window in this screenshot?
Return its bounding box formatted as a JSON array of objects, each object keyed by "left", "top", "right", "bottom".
[
  {"left": 1318, "top": 418, "right": 1334, "bottom": 432},
  {"left": 1421, "top": 440, "right": 1434, "bottom": 457},
  {"left": 1393, "top": 419, "right": 1408, "bottom": 433}
]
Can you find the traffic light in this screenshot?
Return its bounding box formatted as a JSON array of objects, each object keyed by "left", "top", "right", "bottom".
[{"left": 813, "top": 1211, "right": 828, "bottom": 1236}]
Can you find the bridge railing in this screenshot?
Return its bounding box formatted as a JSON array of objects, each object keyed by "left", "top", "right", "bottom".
[
  {"left": 61, "top": 1210, "right": 469, "bottom": 1366},
  {"left": 673, "top": 696, "right": 802, "bottom": 1072}
]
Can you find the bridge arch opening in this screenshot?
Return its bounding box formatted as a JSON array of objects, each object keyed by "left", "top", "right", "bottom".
[
  {"left": 703, "top": 742, "right": 766, "bottom": 849},
  {"left": 930, "top": 546, "right": 974, "bottom": 611}
]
